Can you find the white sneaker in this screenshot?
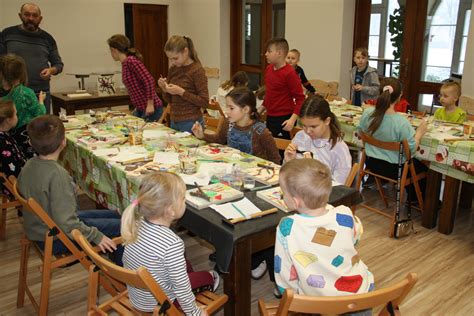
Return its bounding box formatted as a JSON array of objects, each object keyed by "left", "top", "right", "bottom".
[
  {"left": 251, "top": 261, "right": 267, "bottom": 280},
  {"left": 210, "top": 270, "right": 220, "bottom": 291}
]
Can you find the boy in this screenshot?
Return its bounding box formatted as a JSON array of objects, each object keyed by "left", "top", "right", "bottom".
[
  {"left": 17, "top": 115, "right": 123, "bottom": 265},
  {"left": 350, "top": 47, "right": 379, "bottom": 106},
  {"left": 286, "top": 49, "right": 316, "bottom": 94},
  {"left": 434, "top": 81, "right": 466, "bottom": 123},
  {"left": 264, "top": 38, "right": 305, "bottom": 139},
  {"left": 275, "top": 159, "right": 374, "bottom": 298}
]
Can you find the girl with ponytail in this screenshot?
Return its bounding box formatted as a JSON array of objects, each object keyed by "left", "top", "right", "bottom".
[
  {"left": 121, "top": 172, "right": 218, "bottom": 315},
  {"left": 158, "top": 35, "right": 209, "bottom": 133},
  {"left": 284, "top": 95, "right": 352, "bottom": 184},
  {"left": 192, "top": 87, "right": 281, "bottom": 164},
  {"left": 108, "top": 34, "right": 163, "bottom": 122}
]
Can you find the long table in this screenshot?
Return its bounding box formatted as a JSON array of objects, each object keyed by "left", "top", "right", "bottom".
[
  {"left": 51, "top": 91, "right": 131, "bottom": 115},
  {"left": 329, "top": 102, "right": 473, "bottom": 234}
]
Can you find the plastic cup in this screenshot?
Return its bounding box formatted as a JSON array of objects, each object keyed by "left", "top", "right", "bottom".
[
  {"left": 179, "top": 153, "right": 197, "bottom": 174},
  {"left": 243, "top": 176, "right": 256, "bottom": 189}
]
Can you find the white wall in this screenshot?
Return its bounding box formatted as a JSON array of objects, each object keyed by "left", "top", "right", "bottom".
[
  {"left": 461, "top": 2, "right": 474, "bottom": 98},
  {"left": 286, "top": 0, "right": 356, "bottom": 99}
]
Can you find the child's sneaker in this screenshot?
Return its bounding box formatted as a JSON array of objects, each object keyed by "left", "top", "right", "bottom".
[
  {"left": 273, "top": 284, "right": 282, "bottom": 299},
  {"left": 251, "top": 261, "right": 267, "bottom": 280},
  {"left": 210, "top": 270, "right": 220, "bottom": 291}
]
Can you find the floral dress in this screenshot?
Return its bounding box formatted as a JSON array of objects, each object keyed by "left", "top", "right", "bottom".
[{"left": 0, "top": 131, "right": 27, "bottom": 197}]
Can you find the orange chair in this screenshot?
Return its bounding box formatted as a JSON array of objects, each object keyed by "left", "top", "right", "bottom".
[
  {"left": 259, "top": 273, "right": 417, "bottom": 316},
  {"left": 0, "top": 172, "right": 21, "bottom": 240},
  {"left": 72, "top": 229, "right": 228, "bottom": 315}
]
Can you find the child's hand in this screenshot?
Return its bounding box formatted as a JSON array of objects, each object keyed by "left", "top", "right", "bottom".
[
  {"left": 284, "top": 143, "right": 297, "bottom": 161},
  {"left": 200, "top": 306, "right": 209, "bottom": 316},
  {"left": 157, "top": 77, "right": 168, "bottom": 90},
  {"left": 352, "top": 84, "right": 363, "bottom": 91},
  {"left": 166, "top": 84, "right": 185, "bottom": 96},
  {"left": 281, "top": 117, "right": 296, "bottom": 132},
  {"left": 38, "top": 91, "right": 46, "bottom": 104},
  {"left": 192, "top": 121, "right": 204, "bottom": 139},
  {"left": 98, "top": 236, "right": 117, "bottom": 253}
]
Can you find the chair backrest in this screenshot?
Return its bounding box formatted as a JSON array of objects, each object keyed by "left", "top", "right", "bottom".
[
  {"left": 275, "top": 273, "right": 417, "bottom": 315},
  {"left": 207, "top": 100, "right": 225, "bottom": 117},
  {"left": 274, "top": 137, "right": 291, "bottom": 151},
  {"left": 290, "top": 126, "right": 302, "bottom": 139},
  {"left": 0, "top": 172, "right": 15, "bottom": 195},
  {"left": 344, "top": 163, "right": 359, "bottom": 187},
  {"left": 158, "top": 105, "right": 171, "bottom": 127},
  {"left": 72, "top": 229, "right": 182, "bottom": 315},
  {"left": 358, "top": 132, "right": 411, "bottom": 161},
  {"left": 459, "top": 95, "right": 474, "bottom": 115},
  {"left": 308, "top": 79, "right": 339, "bottom": 98}
]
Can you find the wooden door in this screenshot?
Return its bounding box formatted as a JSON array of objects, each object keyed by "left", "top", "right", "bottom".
[{"left": 125, "top": 4, "right": 168, "bottom": 81}]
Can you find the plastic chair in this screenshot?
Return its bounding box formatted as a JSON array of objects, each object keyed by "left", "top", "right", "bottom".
[
  {"left": 355, "top": 132, "right": 427, "bottom": 236},
  {"left": 9, "top": 176, "right": 122, "bottom": 315},
  {"left": 72, "top": 229, "right": 228, "bottom": 315},
  {"left": 0, "top": 172, "right": 21, "bottom": 240},
  {"left": 259, "top": 273, "right": 417, "bottom": 316}
]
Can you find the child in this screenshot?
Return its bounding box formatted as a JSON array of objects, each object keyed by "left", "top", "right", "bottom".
[
  {"left": 108, "top": 34, "right": 163, "bottom": 122},
  {"left": 284, "top": 95, "right": 352, "bottom": 184},
  {"left": 212, "top": 71, "right": 248, "bottom": 116},
  {"left": 434, "top": 81, "right": 466, "bottom": 123},
  {"left": 357, "top": 77, "right": 428, "bottom": 200},
  {"left": 275, "top": 158, "right": 374, "bottom": 298},
  {"left": 0, "top": 53, "right": 46, "bottom": 157},
  {"left": 192, "top": 87, "right": 281, "bottom": 164},
  {"left": 121, "top": 172, "right": 218, "bottom": 315},
  {"left": 158, "top": 35, "right": 209, "bottom": 133},
  {"left": 286, "top": 49, "right": 316, "bottom": 94},
  {"left": 17, "top": 115, "right": 123, "bottom": 265},
  {"left": 350, "top": 47, "right": 379, "bottom": 106},
  {"left": 263, "top": 38, "right": 305, "bottom": 139},
  {"left": 0, "top": 99, "right": 26, "bottom": 197},
  {"left": 365, "top": 78, "right": 411, "bottom": 113}
]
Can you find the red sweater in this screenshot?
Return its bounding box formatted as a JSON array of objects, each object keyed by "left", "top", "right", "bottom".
[{"left": 263, "top": 64, "right": 305, "bottom": 116}]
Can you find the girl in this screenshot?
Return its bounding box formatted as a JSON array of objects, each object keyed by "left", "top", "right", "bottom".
[
  {"left": 107, "top": 34, "right": 163, "bottom": 122},
  {"left": 192, "top": 87, "right": 281, "bottom": 165},
  {"left": 0, "top": 99, "right": 26, "bottom": 198},
  {"left": 284, "top": 95, "right": 352, "bottom": 185},
  {"left": 357, "top": 77, "right": 428, "bottom": 198},
  {"left": 0, "top": 53, "right": 46, "bottom": 158},
  {"left": 121, "top": 172, "right": 218, "bottom": 315},
  {"left": 213, "top": 71, "right": 248, "bottom": 115},
  {"left": 158, "top": 35, "right": 209, "bottom": 133},
  {"left": 350, "top": 47, "right": 379, "bottom": 106}
]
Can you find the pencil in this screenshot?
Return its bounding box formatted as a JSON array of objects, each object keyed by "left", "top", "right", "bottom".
[{"left": 229, "top": 207, "right": 278, "bottom": 224}]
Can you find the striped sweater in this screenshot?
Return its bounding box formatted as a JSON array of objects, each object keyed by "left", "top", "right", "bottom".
[{"left": 123, "top": 220, "right": 202, "bottom": 315}]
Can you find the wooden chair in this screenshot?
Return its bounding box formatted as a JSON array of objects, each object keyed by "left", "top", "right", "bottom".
[
  {"left": 344, "top": 163, "right": 359, "bottom": 188},
  {"left": 290, "top": 126, "right": 301, "bottom": 139},
  {"left": 158, "top": 105, "right": 171, "bottom": 127},
  {"left": 207, "top": 100, "right": 225, "bottom": 118},
  {"left": 274, "top": 137, "right": 291, "bottom": 151},
  {"left": 0, "top": 172, "right": 21, "bottom": 240},
  {"left": 203, "top": 101, "right": 225, "bottom": 133},
  {"left": 71, "top": 229, "right": 228, "bottom": 316},
  {"left": 354, "top": 133, "right": 427, "bottom": 236},
  {"left": 411, "top": 110, "right": 426, "bottom": 118},
  {"left": 308, "top": 79, "right": 339, "bottom": 99},
  {"left": 9, "top": 176, "right": 122, "bottom": 315},
  {"left": 459, "top": 95, "right": 474, "bottom": 116},
  {"left": 259, "top": 273, "right": 417, "bottom": 316}
]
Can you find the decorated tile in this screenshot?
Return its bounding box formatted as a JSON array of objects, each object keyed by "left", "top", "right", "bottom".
[
  {"left": 279, "top": 217, "right": 294, "bottom": 237},
  {"left": 289, "top": 265, "right": 298, "bottom": 281},
  {"left": 334, "top": 275, "right": 363, "bottom": 293},
  {"left": 274, "top": 255, "right": 282, "bottom": 273},
  {"left": 294, "top": 251, "right": 318, "bottom": 268},
  {"left": 336, "top": 213, "right": 354, "bottom": 228},
  {"left": 331, "top": 255, "right": 344, "bottom": 268},
  {"left": 311, "top": 227, "right": 337, "bottom": 247},
  {"left": 307, "top": 275, "right": 326, "bottom": 288}
]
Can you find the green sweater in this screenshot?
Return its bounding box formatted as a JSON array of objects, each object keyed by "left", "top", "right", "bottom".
[
  {"left": 17, "top": 157, "right": 104, "bottom": 244},
  {"left": 2, "top": 84, "right": 46, "bottom": 128}
]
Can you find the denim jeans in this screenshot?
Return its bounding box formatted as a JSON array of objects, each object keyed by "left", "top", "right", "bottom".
[
  {"left": 36, "top": 209, "right": 123, "bottom": 266},
  {"left": 170, "top": 118, "right": 204, "bottom": 133},
  {"left": 133, "top": 106, "right": 163, "bottom": 122}
]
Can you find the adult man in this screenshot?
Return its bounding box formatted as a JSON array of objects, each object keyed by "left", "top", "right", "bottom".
[{"left": 0, "top": 3, "right": 64, "bottom": 113}]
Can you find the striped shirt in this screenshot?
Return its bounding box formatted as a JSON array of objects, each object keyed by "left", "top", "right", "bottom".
[
  {"left": 123, "top": 220, "right": 202, "bottom": 315},
  {"left": 122, "top": 56, "right": 162, "bottom": 111}
]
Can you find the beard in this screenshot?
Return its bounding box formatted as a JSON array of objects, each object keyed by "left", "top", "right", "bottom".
[{"left": 21, "top": 20, "right": 39, "bottom": 31}]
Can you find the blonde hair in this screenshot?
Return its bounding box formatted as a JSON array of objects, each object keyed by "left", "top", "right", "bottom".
[
  {"left": 289, "top": 49, "right": 300, "bottom": 60},
  {"left": 280, "top": 159, "right": 332, "bottom": 210},
  {"left": 164, "top": 35, "right": 200, "bottom": 64},
  {"left": 441, "top": 81, "right": 461, "bottom": 98},
  {"left": 121, "top": 172, "right": 186, "bottom": 244}
]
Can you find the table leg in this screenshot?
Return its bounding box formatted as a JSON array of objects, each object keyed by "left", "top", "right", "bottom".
[
  {"left": 66, "top": 104, "right": 75, "bottom": 115},
  {"left": 422, "top": 169, "right": 442, "bottom": 229},
  {"left": 224, "top": 238, "right": 252, "bottom": 316},
  {"left": 52, "top": 102, "right": 60, "bottom": 116},
  {"left": 459, "top": 182, "right": 473, "bottom": 210},
  {"left": 438, "top": 176, "right": 460, "bottom": 234}
]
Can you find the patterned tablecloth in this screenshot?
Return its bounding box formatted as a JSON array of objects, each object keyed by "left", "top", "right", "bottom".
[
  {"left": 62, "top": 113, "right": 276, "bottom": 211},
  {"left": 328, "top": 102, "right": 474, "bottom": 183}
]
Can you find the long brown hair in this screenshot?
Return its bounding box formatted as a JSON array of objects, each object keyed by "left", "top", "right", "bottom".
[
  {"left": 0, "top": 53, "right": 28, "bottom": 86},
  {"left": 299, "top": 95, "right": 342, "bottom": 149},
  {"left": 220, "top": 71, "right": 248, "bottom": 90},
  {"left": 164, "top": 35, "right": 200, "bottom": 64},
  {"left": 107, "top": 34, "right": 143, "bottom": 62},
  {"left": 367, "top": 77, "right": 402, "bottom": 134},
  {"left": 226, "top": 87, "right": 260, "bottom": 121},
  {"left": 0, "top": 100, "right": 16, "bottom": 126}
]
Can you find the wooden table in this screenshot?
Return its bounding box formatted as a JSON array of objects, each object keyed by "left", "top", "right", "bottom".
[{"left": 51, "top": 91, "right": 131, "bottom": 115}]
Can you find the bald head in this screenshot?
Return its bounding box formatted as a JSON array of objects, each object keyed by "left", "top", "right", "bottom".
[{"left": 18, "top": 3, "right": 42, "bottom": 32}]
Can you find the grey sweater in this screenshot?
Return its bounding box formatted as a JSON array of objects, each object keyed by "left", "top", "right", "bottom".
[
  {"left": 17, "top": 157, "right": 103, "bottom": 244},
  {"left": 349, "top": 66, "right": 380, "bottom": 104}
]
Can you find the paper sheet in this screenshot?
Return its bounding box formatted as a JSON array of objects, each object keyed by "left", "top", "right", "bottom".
[
  {"left": 92, "top": 148, "right": 120, "bottom": 157},
  {"left": 143, "top": 129, "right": 170, "bottom": 139},
  {"left": 210, "top": 197, "right": 262, "bottom": 219},
  {"left": 109, "top": 152, "right": 149, "bottom": 163},
  {"left": 67, "top": 93, "right": 92, "bottom": 98},
  {"left": 153, "top": 152, "right": 180, "bottom": 164},
  {"left": 197, "top": 162, "right": 233, "bottom": 175},
  {"left": 180, "top": 173, "right": 211, "bottom": 186}
]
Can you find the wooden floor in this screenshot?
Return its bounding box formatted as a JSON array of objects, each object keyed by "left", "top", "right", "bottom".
[{"left": 0, "top": 188, "right": 472, "bottom": 315}]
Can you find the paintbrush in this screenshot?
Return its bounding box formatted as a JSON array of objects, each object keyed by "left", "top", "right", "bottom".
[{"left": 193, "top": 182, "right": 211, "bottom": 201}]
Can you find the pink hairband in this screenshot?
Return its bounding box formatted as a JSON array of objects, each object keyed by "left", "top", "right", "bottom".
[
  {"left": 131, "top": 199, "right": 139, "bottom": 207},
  {"left": 383, "top": 85, "right": 394, "bottom": 94}
]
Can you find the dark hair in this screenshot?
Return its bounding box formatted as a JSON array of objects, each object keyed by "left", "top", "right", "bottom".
[
  {"left": 0, "top": 99, "right": 16, "bottom": 126},
  {"left": 107, "top": 34, "right": 143, "bottom": 62},
  {"left": 226, "top": 87, "right": 260, "bottom": 121},
  {"left": 354, "top": 47, "right": 369, "bottom": 57},
  {"left": 221, "top": 71, "right": 249, "bottom": 90},
  {"left": 27, "top": 115, "right": 65, "bottom": 156},
  {"left": 0, "top": 54, "right": 28, "bottom": 86},
  {"left": 164, "top": 35, "right": 200, "bottom": 64},
  {"left": 265, "top": 38, "right": 289, "bottom": 56},
  {"left": 299, "top": 95, "right": 342, "bottom": 149},
  {"left": 367, "top": 77, "right": 402, "bottom": 134}
]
